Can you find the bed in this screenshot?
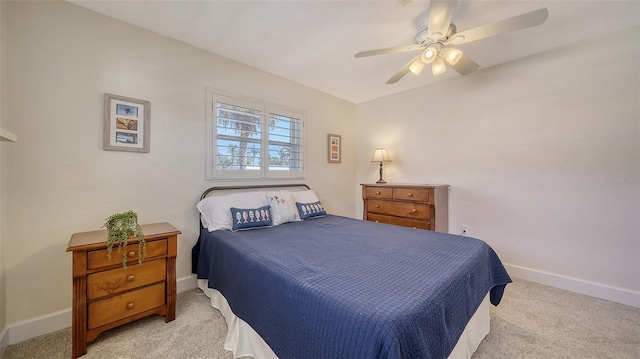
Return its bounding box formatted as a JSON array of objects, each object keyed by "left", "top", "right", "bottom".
[{"left": 192, "top": 184, "right": 511, "bottom": 359}]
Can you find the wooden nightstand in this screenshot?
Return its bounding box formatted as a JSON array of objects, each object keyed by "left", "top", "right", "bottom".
[
  {"left": 361, "top": 184, "right": 449, "bottom": 232},
  {"left": 66, "top": 222, "right": 181, "bottom": 358}
]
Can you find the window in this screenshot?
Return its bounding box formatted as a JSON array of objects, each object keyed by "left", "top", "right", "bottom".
[{"left": 206, "top": 88, "right": 306, "bottom": 180}]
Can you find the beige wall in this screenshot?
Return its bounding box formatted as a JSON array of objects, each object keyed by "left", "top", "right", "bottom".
[
  {"left": 356, "top": 26, "right": 640, "bottom": 300},
  {"left": 3, "top": 0, "right": 356, "bottom": 324}
]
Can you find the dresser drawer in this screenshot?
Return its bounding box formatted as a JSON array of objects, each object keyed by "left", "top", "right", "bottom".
[
  {"left": 87, "top": 259, "right": 166, "bottom": 300},
  {"left": 363, "top": 187, "right": 393, "bottom": 199},
  {"left": 87, "top": 239, "right": 168, "bottom": 270},
  {"left": 367, "top": 213, "right": 391, "bottom": 225},
  {"left": 367, "top": 199, "right": 431, "bottom": 219},
  {"left": 393, "top": 188, "right": 429, "bottom": 202},
  {"left": 88, "top": 283, "right": 166, "bottom": 329},
  {"left": 386, "top": 216, "right": 431, "bottom": 229},
  {"left": 367, "top": 214, "right": 431, "bottom": 230}
]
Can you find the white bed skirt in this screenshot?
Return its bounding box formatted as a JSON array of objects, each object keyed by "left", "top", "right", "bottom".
[{"left": 198, "top": 279, "right": 490, "bottom": 359}]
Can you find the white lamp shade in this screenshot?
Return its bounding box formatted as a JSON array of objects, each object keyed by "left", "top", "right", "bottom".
[
  {"left": 408, "top": 57, "right": 425, "bottom": 75},
  {"left": 432, "top": 57, "right": 447, "bottom": 76},
  {"left": 441, "top": 48, "right": 463, "bottom": 65},
  {"left": 371, "top": 148, "right": 391, "bottom": 162}
]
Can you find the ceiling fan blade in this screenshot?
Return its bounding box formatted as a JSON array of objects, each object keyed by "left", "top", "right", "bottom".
[
  {"left": 448, "top": 8, "right": 548, "bottom": 45},
  {"left": 386, "top": 56, "right": 420, "bottom": 84},
  {"left": 448, "top": 53, "right": 480, "bottom": 76},
  {"left": 355, "top": 44, "right": 423, "bottom": 58},
  {"left": 426, "top": 0, "right": 458, "bottom": 40}
]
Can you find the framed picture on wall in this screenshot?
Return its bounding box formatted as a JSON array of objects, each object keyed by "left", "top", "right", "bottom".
[
  {"left": 327, "top": 133, "right": 341, "bottom": 163},
  {"left": 104, "top": 93, "right": 150, "bottom": 152}
]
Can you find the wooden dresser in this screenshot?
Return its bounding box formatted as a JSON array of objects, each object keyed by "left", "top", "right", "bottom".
[
  {"left": 362, "top": 184, "right": 449, "bottom": 232},
  {"left": 66, "top": 222, "right": 181, "bottom": 358}
]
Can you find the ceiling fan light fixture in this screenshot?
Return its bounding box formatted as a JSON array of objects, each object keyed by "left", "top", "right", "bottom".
[
  {"left": 355, "top": 2, "right": 548, "bottom": 84},
  {"left": 421, "top": 46, "right": 438, "bottom": 64},
  {"left": 441, "top": 48, "right": 463, "bottom": 65},
  {"left": 408, "top": 57, "right": 426, "bottom": 75},
  {"left": 432, "top": 57, "right": 447, "bottom": 76}
]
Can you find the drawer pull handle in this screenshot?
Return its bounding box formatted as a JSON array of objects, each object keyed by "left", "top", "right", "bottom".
[
  {"left": 408, "top": 193, "right": 413, "bottom": 197},
  {"left": 127, "top": 251, "right": 136, "bottom": 258},
  {"left": 376, "top": 191, "right": 381, "bottom": 195},
  {"left": 375, "top": 205, "right": 380, "bottom": 208},
  {"left": 411, "top": 209, "right": 417, "bottom": 213},
  {"left": 127, "top": 302, "right": 134, "bottom": 309},
  {"left": 126, "top": 275, "right": 134, "bottom": 282}
]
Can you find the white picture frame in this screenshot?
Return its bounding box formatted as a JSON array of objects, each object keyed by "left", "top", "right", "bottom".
[{"left": 328, "top": 133, "right": 341, "bottom": 163}]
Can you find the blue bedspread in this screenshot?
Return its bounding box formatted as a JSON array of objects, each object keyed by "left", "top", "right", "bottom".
[{"left": 194, "top": 215, "right": 511, "bottom": 359}]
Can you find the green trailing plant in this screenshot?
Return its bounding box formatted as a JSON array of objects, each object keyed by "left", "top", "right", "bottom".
[{"left": 103, "top": 210, "right": 146, "bottom": 268}]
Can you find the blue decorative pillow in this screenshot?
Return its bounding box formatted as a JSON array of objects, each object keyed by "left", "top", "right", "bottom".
[
  {"left": 296, "top": 201, "right": 327, "bottom": 220},
  {"left": 230, "top": 205, "right": 273, "bottom": 231}
]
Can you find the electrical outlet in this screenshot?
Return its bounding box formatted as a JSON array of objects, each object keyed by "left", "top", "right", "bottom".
[{"left": 461, "top": 224, "right": 469, "bottom": 235}]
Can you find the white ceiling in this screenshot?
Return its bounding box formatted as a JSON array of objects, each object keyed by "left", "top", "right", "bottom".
[{"left": 69, "top": 0, "right": 640, "bottom": 104}]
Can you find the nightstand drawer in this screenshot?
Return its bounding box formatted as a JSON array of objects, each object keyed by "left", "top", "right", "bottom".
[
  {"left": 87, "top": 259, "right": 166, "bottom": 300},
  {"left": 393, "top": 188, "right": 429, "bottom": 202},
  {"left": 367, "top": 199, "right": 431, "bottom": 219},
  {"left": 87, "top": 239, "right": 168, "bottom": 270},
  {"left": 88, "top": 283, "right": 166, "bottom": 329},
  {"left": 364, "top": 187, "right": 393, "bottom": 199}
]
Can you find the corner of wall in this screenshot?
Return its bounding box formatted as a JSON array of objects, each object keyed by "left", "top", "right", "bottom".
[
  {"left": 0, "top": 326, "right": 8, "bottom": 359},
  {"left": 0, "top": 1, "right": 8, "bottom": 355}
]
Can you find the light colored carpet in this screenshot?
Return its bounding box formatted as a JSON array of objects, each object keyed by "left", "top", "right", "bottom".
[{"left": 5, "top": 278, "right": 639, "bottom": 358}]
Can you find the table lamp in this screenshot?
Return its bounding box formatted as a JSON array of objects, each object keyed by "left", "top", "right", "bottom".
[{"left": 371, "top": 148, "right": 391, "bottom": 184}]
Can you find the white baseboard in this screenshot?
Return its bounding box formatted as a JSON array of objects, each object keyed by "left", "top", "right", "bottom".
[
  {"left": 0, "top": 325, "right": 8, "bottom": 359},
  {"left": 504, "top": 263, "right": 640, "bottom": 308},
  {"left": 7, "top": 308, "right": 71, "bottom": 345},
  {"left": 6, "top": 275, "right": 198, "bottom": 346},
  {"left": 177, "top": 274, "right": 197, "bottom": 293}
]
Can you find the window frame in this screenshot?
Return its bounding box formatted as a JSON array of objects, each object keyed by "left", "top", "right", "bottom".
[{"left": 206, "top": 87, "right": 307, "bottom": 180}]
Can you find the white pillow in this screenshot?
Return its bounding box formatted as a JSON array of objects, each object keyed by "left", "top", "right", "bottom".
[
  {"left": 197, "top": 191, "right": 268, "bottom": 231},
  {"left": 292, "top": 190, "right": 320, "bottom": 204},
  {"left": 266, "top": 191, "right": 301, "bottom": 225}
]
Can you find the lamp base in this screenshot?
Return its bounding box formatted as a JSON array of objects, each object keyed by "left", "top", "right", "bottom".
[{"left": 376, "top": 162, "right": 386, "bottom": 184}]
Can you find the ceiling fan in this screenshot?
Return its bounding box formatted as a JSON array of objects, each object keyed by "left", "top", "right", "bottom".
[{"left": 355, "top": 0, "right": 549, "bottom": 84}]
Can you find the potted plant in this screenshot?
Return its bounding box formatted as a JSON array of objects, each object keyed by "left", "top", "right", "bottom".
[{"left": 103, "top": 210, "right": 146, "bottom": 268}]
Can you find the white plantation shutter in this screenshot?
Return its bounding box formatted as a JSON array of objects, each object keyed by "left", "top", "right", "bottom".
[
  {"left": 267, "top": 109, "right": 304, "bottom": 178},
  {"left": 206, "top": 88, "right": 306, "bottom": 180},
  {"left": 215, "top": 97, "right": 263, "bottom": 176}
]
